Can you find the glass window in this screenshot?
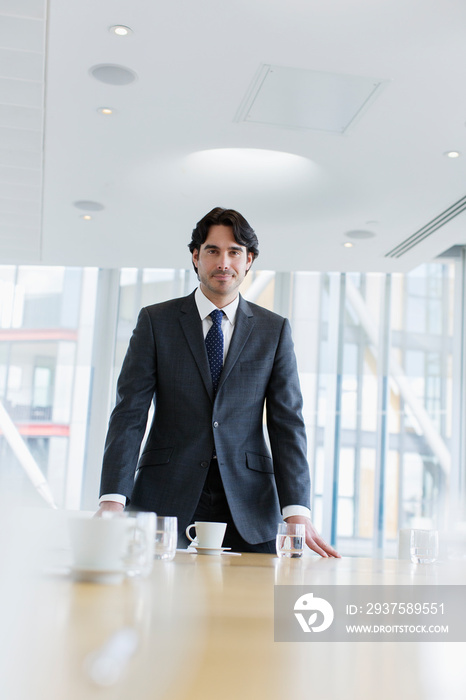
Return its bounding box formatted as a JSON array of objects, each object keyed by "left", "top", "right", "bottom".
[
  {"left": 290, "top": 262, "right": 456, "bottom": 554},
  {"left": 0, "top": 256, "right": 459, "bottom": 559},
  {"left": 0, "top": 265, "right": 96, "bottom": 509}
]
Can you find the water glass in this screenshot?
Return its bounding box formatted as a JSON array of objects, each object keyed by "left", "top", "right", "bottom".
[
  {"left": 276, "top": 522, "right": 306, "bottom": 558},
  {"left": 410, "top": 529, "right": 439, "bottom": 564},
  {"left": 154, "top": 516, "right": 178, "bottom": 561},
  {"left": 123, "top": 511, "right": 156, "bottom": 577}
]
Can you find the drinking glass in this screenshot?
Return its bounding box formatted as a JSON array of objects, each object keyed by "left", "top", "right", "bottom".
[
  {"left": 123, "top": 511, "right": 156, "bottom": 577},
  {"left": 154, "top": 516, "right": 178, "bottom": 561},
  {"left": 410, "top": 529, "right": 439, "bottom": 564},
  {"left": 276, "top": 522, "right": 306, "bottom": 558}
]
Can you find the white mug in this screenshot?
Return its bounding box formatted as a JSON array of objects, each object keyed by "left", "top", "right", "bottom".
[
  {"left": 185, "top": 521, "right": 226, "bottom": 549},
  {"left": 68, "top": 514, "right": 128, "bottom": 574},
  {"left": 68, "top": 511, "right": 156, "bottom": 581}
]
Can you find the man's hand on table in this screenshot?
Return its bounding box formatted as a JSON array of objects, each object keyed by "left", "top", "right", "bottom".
[
  {"left": 284, "top": 515, "right": 341, "bottom": 558},
  {"left": 95, "top": 501, "right": 125, "bottom": 517}
]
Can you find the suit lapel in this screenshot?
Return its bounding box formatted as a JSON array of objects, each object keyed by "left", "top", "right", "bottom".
[
  {"left": 179, "top": 292, "right": 213, "bottom": 399},
  {"left": 217, "top": 295, "right": 254, "bottom": 392}
]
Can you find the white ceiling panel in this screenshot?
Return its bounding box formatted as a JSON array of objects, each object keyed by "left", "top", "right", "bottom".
[
  {"left": 0, "top": 210, "right": 40, "bottom": 225},
  {"left": 0, "top": 182, "right": 41, "bottom": 201},
  {"left": 0, "top": 127, "right": 42, "bottom": 151},
  {"left": 0, "top": 238, "right": 41, "bottom": 262},
  {"left": 0, "top": 149, "right": 42, "bottom": 168},
  {"left": 0, "top": 223, "right": 39, "bottom": 238},
  {"left": 0, "top": 2, "right": 45, "bottom": 264},
  {"left": 0, "top": 47, "right": 45, "bottom": 81},
  {"left": 0, "top": 15, "right": 44, "bottom": 52},
  {"left": 0, "top": 198, "right": 40, "bottom": 215},
  {"left": 0, "top": 165, "right": 41, "bottom": 186},
  {"left": 0, "top": 104, "right": 42, "bottom": 130},
  {"left": 0, "top": 78, "right": 43, "bottom": 107},
  {"left": 0, "top": 0, "right": 45, "bottom": 18}
]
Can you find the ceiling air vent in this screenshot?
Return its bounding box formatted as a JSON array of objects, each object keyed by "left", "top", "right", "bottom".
[
  {"left": 385, "top": 195, "right": 466, "bottom": 258},
  {"left": 235, "top": 64, "right": 388, "bottom": 134}
]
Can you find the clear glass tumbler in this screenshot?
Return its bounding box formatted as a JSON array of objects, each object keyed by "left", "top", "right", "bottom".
[
  {"left": 123, "top": 511, "right": 157, "bottom": 577},
  {"left": 276, "top": 522, "right": 306, "bottom": 558},
  {"left": 410, "top": 529, "right": 439, "bottom": 564},
  {"left": 154, "top": 516, "right": 178, "bottom": 561}
]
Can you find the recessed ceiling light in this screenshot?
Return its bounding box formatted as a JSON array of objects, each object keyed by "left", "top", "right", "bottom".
[
  {"left": 343, "top": 242, "right": 354, "bottom": 248},
  {"left": 109, "top": 25, "right": 133, "bottom": 36},
  {"left": 97, "top": 107, "right": 115, "bottom": 115},
  {"left": 445, "top": 151, "right": 461, "bottom": 158},
  {"left": 81, "top": 215, "right": 92, "bottom": 220},
  {"left": 90, "top": 64, "right": 137, "bottom": 86},
  {"left": 73, "top": 200, "right": 105, "bottom": 211}
]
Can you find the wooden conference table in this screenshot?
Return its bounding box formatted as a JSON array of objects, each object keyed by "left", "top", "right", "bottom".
[{"left": 2, "top": 548, "right": 466, "bottom": 700}]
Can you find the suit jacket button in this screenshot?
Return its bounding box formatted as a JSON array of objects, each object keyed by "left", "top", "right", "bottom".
[
  {"left": 213, "top": 421, "right": 219, "bottom": 428},
  {"left": 200, "top": 461, "right": 209, "bottom": 469}
]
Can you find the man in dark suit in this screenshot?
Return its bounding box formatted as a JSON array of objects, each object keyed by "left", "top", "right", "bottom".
[{"left": 98, "top": 208, "right": 339, "bottom": 557}]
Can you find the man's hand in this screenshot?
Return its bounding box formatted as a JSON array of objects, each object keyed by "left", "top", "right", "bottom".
[
  {"left": 94, "top": 501, "right": 125, "bottom": 517},
  {"left": 284, "top": 515, "right": 341, "bottom": 558}
]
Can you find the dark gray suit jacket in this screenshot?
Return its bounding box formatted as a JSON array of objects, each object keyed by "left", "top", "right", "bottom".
[{"left": 100, "top": 291, "right": 310, "bottom": 544}]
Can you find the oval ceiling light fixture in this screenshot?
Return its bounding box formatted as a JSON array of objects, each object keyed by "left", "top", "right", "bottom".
[
  {"left": 185, "top": 148, "right": 319, "bottom": 193},
  {"left": 445, "top": 151, "right": 461, "bottom": 158},
  {"left": 90, "top": 64, "right": 137, "bottom": 86},
  {"left": 345, "top": 229, "right": 376, "bottom": 240},
  {"left": 97, "top": 107, "right": 115, "bottom": 115},
  {"left": 81, "top": 215, "right": 92, "bottom": 220},
  {"left": 73, "top": 200, "right": 105, "bottom": 212},
  {"left": 187, "top": 148, "right": 312, "bottom": 174},
  {"left": 343, "top": 242, "right": 354, "bottom": 248},
  {"left": 109, "top": 25, "right": 133, "bottom": 37}
]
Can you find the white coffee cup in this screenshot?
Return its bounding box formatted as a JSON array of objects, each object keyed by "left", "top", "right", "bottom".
[
  {"left": 68, "top": 515, "right": 128, "bottom": 575},
  {"left": 185, "top": 521, "right": 226, "bottom": 549}
]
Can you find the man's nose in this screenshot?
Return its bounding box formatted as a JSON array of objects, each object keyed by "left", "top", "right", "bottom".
[{"left": 217, "top": 254, "right": 230, "bottom": 269}]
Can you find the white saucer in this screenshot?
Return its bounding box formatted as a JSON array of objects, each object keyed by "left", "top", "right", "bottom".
[
  {"left": 194, "top": 546, "right": 231, "bottom": 556},
  {"left": 71, "top": 566, "right": 125, "bottom": 584}
]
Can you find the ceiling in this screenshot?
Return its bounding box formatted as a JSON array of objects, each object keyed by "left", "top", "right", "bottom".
[{"left": 2, "top": 0, "right": 466, "bottom": 272}]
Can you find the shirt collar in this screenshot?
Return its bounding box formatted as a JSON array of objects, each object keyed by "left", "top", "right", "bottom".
[{"left": 195, "top": 286, "right": 239, "bottom": 326}]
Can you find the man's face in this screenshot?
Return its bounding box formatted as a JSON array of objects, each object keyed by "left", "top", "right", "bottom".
[{"left": 192, "top": 225, "right": 253, "bottom": 306}]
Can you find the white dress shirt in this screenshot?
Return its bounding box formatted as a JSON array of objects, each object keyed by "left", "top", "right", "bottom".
[
  {"left": 101, "top": 287, "right": 311, "bottom": 520},
  {"left": 195, "top": 285, "right": 237, "bottom": 361}
]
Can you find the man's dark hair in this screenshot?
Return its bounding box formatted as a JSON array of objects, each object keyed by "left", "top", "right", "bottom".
[{"left": 188, "top": 207, "right": 259, "bottom": 274}]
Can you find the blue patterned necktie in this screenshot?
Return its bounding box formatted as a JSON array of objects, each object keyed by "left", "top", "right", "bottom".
[{"left": 205, "top": 309, "right": 224, "bottom": 393}]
